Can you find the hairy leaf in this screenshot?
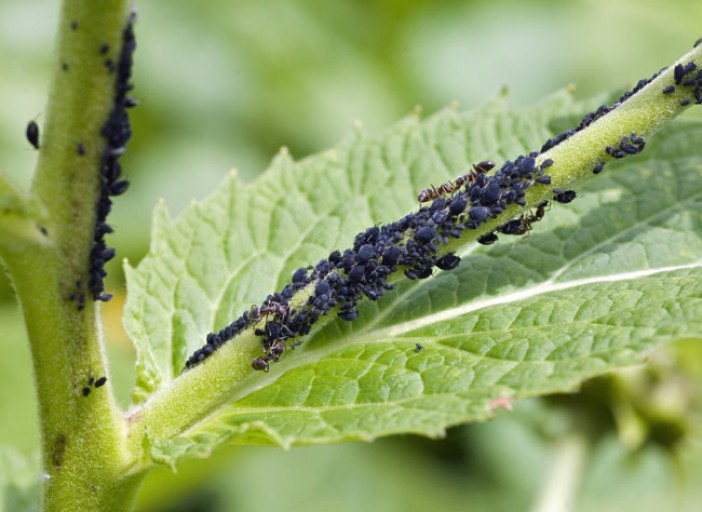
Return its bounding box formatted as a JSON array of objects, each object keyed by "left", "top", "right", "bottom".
[{"left": 124, "top": 91, "right": 702, "bottom": 468}]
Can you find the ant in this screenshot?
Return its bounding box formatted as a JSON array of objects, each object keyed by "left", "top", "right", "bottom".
[
  {"left": 248, "top": 301, "right": 290, "bottom": 324},
  {"left": 418, "top": 160, "right": 495, "bottom": 203},
  {"left": 499, "top": 200, "right": 549, "bottom": 235}
]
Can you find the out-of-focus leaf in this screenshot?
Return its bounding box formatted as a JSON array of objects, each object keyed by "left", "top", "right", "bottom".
[
  {"left": 0, "top": 306, "right": 38, "bottom": 453},
  {"left": 0, "top": 447, "right": 40, "bottom": 512}
]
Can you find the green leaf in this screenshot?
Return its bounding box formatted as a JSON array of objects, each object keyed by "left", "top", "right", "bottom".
[
  {"left": 124, "top": 91, "right": 702, "bottom": 468},
  {"left": 0, "top": 448, "right": 41, "bottom": 512},
  {"left": 0, "top": 174, "right": 31, "bottom": 217},
  {"left": 0, "top": 173, "right": 44, "bottom": 249}
]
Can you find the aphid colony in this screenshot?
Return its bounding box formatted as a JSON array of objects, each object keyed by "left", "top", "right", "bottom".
[
  {"left": 539, "top": 66, "right": 666, "bottom": 155},
  {"left": 669, "top": 61, "right": 702, "bottom": 106},
  {"left": 25, "top": 13, "right": 137, "bottom": 308},
  {"left": 605, "top": 133, "right": 645, "bottom": 159},
  {"left": 186, "top": 153, "right": 556, "bottom": 371},
  {"left": 183, "top": 47, "right": 698, "bottom": 373},
  {"left": 87, "top": 12, "right": 137, "bottom": 305}
]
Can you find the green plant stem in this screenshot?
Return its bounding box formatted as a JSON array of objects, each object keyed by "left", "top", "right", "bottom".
[
  {"left": 530, "top": 430, "right": 590, "bottom": 512},
  {"left": 1, "top": 1, "right": 147, "bottom": 510},
  {"left": 127, "top": 44, "right": 702, "bottom": 461}
]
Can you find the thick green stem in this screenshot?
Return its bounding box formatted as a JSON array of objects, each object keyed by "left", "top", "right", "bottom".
[
  {"left": 1, "top": 1, "right": 147, "bottom": 510},
  {"left": 126, "top": 44, "right": 702, "bottom": 461}
]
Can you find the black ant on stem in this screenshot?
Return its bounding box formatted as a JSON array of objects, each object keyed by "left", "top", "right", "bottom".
[
  {"left": 499, "top": 200, "right": 549, "bottom": 235},
  {"left": 248, "top": 301, "right": 291, "bottom": 324},
  {"left": 417, "top": 160, "right": 495, "bottom": 203}
]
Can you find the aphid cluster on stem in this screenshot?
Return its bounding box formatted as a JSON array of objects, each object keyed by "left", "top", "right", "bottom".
[
  {"left": 672, "top": 61, "right": 702, "bottom": 105},
  {"left": 540, "top": 68, "right": 664, "bottom": 153},
  {"left": 185, "top": 152, "right": 554, "bottom": 372},
  {"left": 87, "top": 11, "right": 137, "bottom": 305},
  {"left": 605, "top": 133, "right": 645, "bottom": 159}
]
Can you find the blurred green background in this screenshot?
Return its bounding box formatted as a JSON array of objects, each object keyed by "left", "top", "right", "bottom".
[{"left": 1, "top": 0, "right": 702, "bottom": 510}]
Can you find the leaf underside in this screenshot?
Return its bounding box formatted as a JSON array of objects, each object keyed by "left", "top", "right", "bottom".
[{"left": 124, "top": 90, "right": 702, "bottom": 468}]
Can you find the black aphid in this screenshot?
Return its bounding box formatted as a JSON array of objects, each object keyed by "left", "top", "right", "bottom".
[
  {"left": 94, "top": 376, "right": 107, "bottom": 388},
  {"left": 357, "top": 243, "right": 376, "bottom": 262},
  {"left": 292, "top": 267, "right": 309, "bottom": 284},
  {"left": 662, "top": 85, "right": 675, "bottom": 94},
  {"left": 478, "top": 232, "right": 498, "bottom": 245},
  {"left": 593, "top": 161, "right": 605, "bottom": 174},
  {"left": 82, "top": 387, "right": 91, "bottom": 397},
  {"left": 339, "top": 310, "right": 359, "bottom": 321},
  {"left": 77, "top": 142, "right": 85, "bottom": 156},
  {"left": 448, "top": 196, "right": 467, "bottom": 216},
  {"left": 468, "top": 206, "right": 489, "bottom": 224},
  {"left": 26, "top": 121, "right": 39, "bottom": 149},
  {"left": 435, "top": 253, "right": 460, "bottom": 271},
  {"left": 100, "top": 43, "right": 110, "bottom": 55},
  {"left": 415, "top": 343, "right": 424, "bottom": 352},
  {"left": 553, "top": 189, "right": 576, "bottom": 204},
  {"left": 315, "top": 281, "right": 331, "bottom": 297},
  {"left": 109, "top": 179, "right": 129, "bottom": 196},
  {"left": 415, "top": 226, "right": 436, "bottom": 244},
  {"left": 348, "top": 265, "right": 366, "bottom": 283}
]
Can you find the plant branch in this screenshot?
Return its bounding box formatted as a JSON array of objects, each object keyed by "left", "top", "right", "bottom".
[{"left": 1, "top": 1, "right": 144, "bottom": 510}]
